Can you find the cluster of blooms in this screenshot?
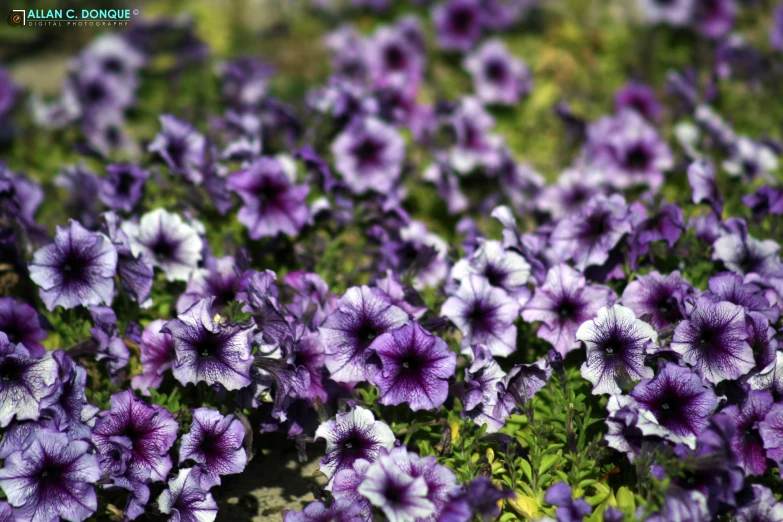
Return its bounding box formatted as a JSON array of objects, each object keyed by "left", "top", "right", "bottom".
[{"left": 1, "top": 0, "right": 783, "bottom": 521}]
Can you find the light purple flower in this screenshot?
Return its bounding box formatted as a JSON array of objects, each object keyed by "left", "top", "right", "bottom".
[
  {"left": 522, "top": 264, "right": 616, "bottom": 356},
  {"left": 92, "top": 390, "right": 178, "bottom": 484},
  {"left": 121, "top": 208, "right": 203, "bottom": 282},
  {"left": 227, "top": 156, "right": 310, "bottom": 239},
  {"left": 694, "top": 0, "right": 736, "bottom": 39},
  {"left": 371, "top": 322, "right": 456, "bottom": 411},
  {"left": 743, "top": 185, "right": 783, "bottom": 219},
  {"left": 331, "top": 117, "right": 405, "bottom": 195},
  {"left": 314, "top": 405, "right": 395, "bottom": 482},
  {"left": 320, "top": 285, "right": 409, "bottom": 383},
  {"left": 630, "top": 363, "right": 717, "bottom": 444},
  {"left": 723, "top": 137, "right": 778, "bottom": 182},
  {"left": 495, "top": 357, "right": 552, "bottom": 418},
  {"left": 101, "top": 211, "right": 154, "bottom": 306},
  {"left": 621, "top": 270, "right": 691, "bottom": 329},
  {"left": 615, "top": 81, "right": 661, "bottom": 121},
  {"left": 712, "top": 230, "right": 781, "bottom": 279},
  {"left": 577, "top": 304, "right": 655, "bottom": 395},
  {"left": 723, "top": 390, "right": 775, "bottom": 476},
  {"left": 464, "top": 39, "right": 532, "bottom": 105},
  {"left": 671, "top": 298, "right": 754, "bottom": 384},
  {"left": 54, "top": 164, "right": 102, "bottom": 230},
  {"left": 0, "top": 430, "right": 100, "bottom": 522},
  {"left": 283, "top": 499, "right": 366, "bottom": 522},
  {"left": 357, "top": 450, "right": 435, "bottom": 522},
  {"left": 163, "top": 297, "right": 254, "bottom": 391},
  {"left": 461, "top": 345, "right": 507, "bottom": 432},
  {"left": 0, "top": 335, "right": 58, "bottom": 428},
  {"left": 640, "top": 0, "right": 694, "bottom": 26},
  {"left": 448, "top": 97, "right": 503, "bottom": 174},
  {"left": 441, "top": 274, "right": 519, "bottom": 357},
  {"left": 451, "top": 239, "right": 530, "bottom": 304},
  {"left": 332, "top": 459, "right": 373, "bottom": 517},
  {"left": 734, "top": 484, "right": 783, "bottom": 522},
  {"left": 550, "top": 194, "right": 631, "bottom": 271},
  {"left": 687, "top": 160, "right": 723, "bottom": 216},
  {"left": 544, "top": 482, "right": 592, "bottom": 522},
  {"left": 157, "top": 468, "right": 218, "bottom": 522},
  {"left": 99, "top": 163, "right": 149, "bottom": 212},
  {"left": 179, "top": 408, "right": 247, "bottom": 489},
  {"left": 148, "top": 114, "right": 206, "bottom": 184},
  {"left": 706, "top": 272, "right": 779, "bottom": 323},
  {"left": 385, "top": 446, "right": 457, "bottom": 518},
  {"left": 29, "top": 219, "right": 118, "bottom": 311},
  {"left": 759, "top": 402, "right": 783, "bottom": 475}
]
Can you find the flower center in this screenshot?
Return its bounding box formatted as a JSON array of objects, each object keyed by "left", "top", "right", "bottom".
[
  {"left": 384, "top": 483, "right": 403, "bottom": 505},
  {"left": 104, "top": 57, "right": 125, "bottom": 75},
  {"left": 557, "top": 300, "right": 576, "bottom": 319},
  {"left": 384, "top": 45, "right": 407, "bottom": 71},
  {"left": 0, "top": 360, "right": 21, "bottom": 383},
  {"left": 352, "top": 138, "right": 385, "bottom": 169},
  {"left": 85, "top": 82, "right": 106, "bottom": 103},
  {"left": 150, "top": 235, "right": 177, "bottom": 260},
  {"left": 483, "top": 263, "right": 507, "bottom": 288},
  {"left": 624, "top": 145, "right": 650, "bottom": 171},
  {"left": 167, "top": 139, "right": 187, "bottom": 167},
  {"left": 484, "top": 60, "right": 507, "bottom": 83},
  {"left": 195, "top": 332, "right": 223, "bottom": 358},
  {"left": 603, "top": 336, "right": 623, "bottom": 355},
  {"left": 450, "top": 7, "right": 474, "bottom": 33}
]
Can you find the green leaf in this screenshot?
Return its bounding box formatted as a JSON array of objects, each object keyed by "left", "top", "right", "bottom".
[
  {"left": 539, "top": 453, "right": 560, "bottom": 475},
  {"left": 518, "top": 458, "right": 532, "bottom": 483}
]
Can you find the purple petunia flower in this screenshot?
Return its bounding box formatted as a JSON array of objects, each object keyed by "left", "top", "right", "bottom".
[
  {"left": 121, "top": 208, "right": 203, "bottom": 282},
  {"left": 43, "top": 352, "right": 98, "bottom": 440},
  {"left": 550, "top": 194, "right": 631, "bottom": 271},
  {"left": 749, "top": 350, "right": 783, "bottom": 401},
  {"left": 577, "top": 304, "right": 655, "bottom": 395},
  {"left": 743, "top": 185, "right": 783, "bottom": 219},
  {"left": 148, "top": 114, "right": 206, "bottom": 184},
  {"left": 687, "top": 160, "right": 723, "bottom": 216},
  {"left": 157, "top": 468, "right": 218, "bottom": 522},
  {"left": 0, "top": 334, "right": 58, "bottom": 428},
  {"left": 92, "top": 390, "right": 179, "bottom": 484},
  {"left": 283, "top": 499, "right": 366, "bottom": 522},
  {"left": 0, "top": 430, "right": 101, "bottom": 522},
  {"left": 494, "top": 357, "right": 552, "bottom": 418},
  {"left": 621, "top": 270, "right": 692, "bottom": 329},
  {"left": 447, "top": 97, "right": 503, "bottom": 174},
  {"left": 640, "top": 0, "right": 694, "bottom": 26},
  {"left": 371, "top": 322, "right": 456, "bottom": 411},
  {"left": 759, "top": 402, "right": 783, "bottom": 476},
  {"left": 384, "top": 446, "right": 457, "bottom": 518},
  {"left": 712, "top": 229, "right": 782, "bottom": 279},
  {"left": 604, "top": 394, "right": 645, "bottom": 461},
  {"left": 461, "top": 345, "right": 507, "bottom": 432},
  {"left": 522, "top": 264, "right": 616, "bottom": 356},
  {"left": 29, "top": 219, "right": 118, "bottom": 311},
  {"left": 332, "top": 458, "right": 373, "bottom": 517},
  {"left": 441, "top": 274, "right": 519, "bottom": 357},
  {"left": 723, "top": 390, "right": 775, "bottom": 476},
  {"left": 54, "top": 164, "right": 102, "bottom": 230},
  {"left": 451, "top": 239, "right": 530, "bottom": 305},
  {"left": 463, "top": 39, "right": 532, "bottom": 105},
  {"left": 735, "top": 484, "right": 783, "bottom": 522},
  {"left": 723, "top": 137, "right": 778, "bottom": 182},
  {"left": 432, "top": 0, "right": 484, "bottom": 52},
  {"left": 227, "top": 156, "right": 310, "bottom": 239},
  {"left": 693, "top": 0, "right": 736, "bottom": 39},
  {"left": 545, "top": 482, "right": 592, "bottom": 522},
  {"left": 89, "top": 305, "right": 131, "bottom": 380},
  {"left": 331, "top": 117, "right": 405, "bottom": 195},
  {"left": 630, "top": 363, "right": 717, "bottom": 445},
  {"left": 357, "top": 450, "right": 435, "bottom": 522},
  {"left": 179, "top": 408, "right": 247, "bottom": 489},
  {"left": 615, "top": 81, "right": 661, "bottom": 122},
  {"left": 320, "top": 285, "right": 409, "bottom": 383},
  {"left": 314, "top": 405, "right": 395, "bottom": 483},
  {"left": 101, "top": 211, "right": 155, "bottom": 306},
  {"left": 671, "top": 298, "right": 754, "bottom": 384},
  {"left": 0, "top": 297, "right": 48, "bottom": 357},
  {"left": 99, "top": 163, "right": 149, "bottom": 213},
  {"left": 368, "top": 25, "right": 424, "bottom": 90},
  {"left": 163, "top": 297, "right": 254, "bottom": 391},
  {"left": 706, "top": 272, "right": 779, "bottom": 323},
  {"left": 177, "top": 255, "right": 250, "bottom": 314},
  {"left": 536, "top": 168, "right": 604, "bottom": 220}
]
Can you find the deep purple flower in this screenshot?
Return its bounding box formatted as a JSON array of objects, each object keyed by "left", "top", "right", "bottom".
[
  {"left": 148, "top": 114, "right": 206, "bottom": 184},
  {"left": 550, "top": 194, "right": 631, "bottom": 271},
  {"left": 723, "top": 390, "right": 774, "bottom": 476},
  {"left": 283, "top": 499, "right": 366, "bottom": 522},
  {"left": 461, "top": 345, "right": 507, "bottom": 432},
  {"left": 314, "top": 405, "right": 395, "bottom": 482},
  {"left": 0, "top": 297, "right": 47, "bottom": 357},
  {"left": 621, "top": 270, "right": 691, "bottom": 329},
  {"left": 29, "top": 219, "right": 118, "bottom": 311},
  {"left": 0, "top": 335, "right": 58, "bottom": 428},
  {"left": 371, "top": 322, "right": 456, "bottom": 411},
  {"left": 735, "top": 484, "right": 783, "bottom": 522},
  {"left": 179, "top": 408, "right": 247, "bottom": 489},
  {"left": 54, "top": 165, "right": 102, "bottom": 230},
  {"left": 604, "top": 394, "right": 646, "bottom": 461},
  {"left": 631, "top": 363, "right": 717, "bottom": 444},
  {"left": 633, "top": 203, "right": 685, "bottom": 249},
  {"left": 442, "top": 275, "right": 518, "bottom": 357},
  {"left": 157, "top": 468, "right": 218, "bottom": 522},
  {"left": 0, "top": 430, "right": 100, "bottom": 522},
  {"left": 671, "top": 298, "right": 754, "bottom": 384},
  {"left": 368, "top": 26, "right": 424, "bottom": 89},
  {"left": 92, "top": 390, "right": 178, "bottom": 485},
  {"left": 331, "top": 117, "right": 405, "bottom": 195},
  {"left": 706, "top": 272, "right": 779, "bottom": 323},
  {"left": 693, "top": 0, "right": 736, "bottom": 39},
  {"left": 495, "top": 357, "right": 552, "bottom": 417},
  {"left": 122, "top": 208, "right": 203, "bottom": 282},
  {"left": 464, "top": 39, "right": 532, "bottom": 105},
  {"left": 177, "top": 255, "right": 250, "bottom": 314},
  {"left": 227, "top": 157, "right": 310, "bottom": 239},
  {"left": 432, "top": 0, "right": 484, "bottom": 52},
  {"left": 615, "top": 81, "right": 661, "bottom": 121},
  {"left": 357, "top": 450, "right": 435, "bottom": 522},
  {"left": 43, "top": 352, "right": 98, "bottom": 440},
  {"left": 743, "top": 185, "right": 783, "bottom": 219},
  {"left": 89, "top": 305, "right": 130, "bottom": 380},
  {"left": 523, "top": 264, "right": 616, "bottom": 356},
  {"left": 447, "top": 97, "right": 503, "bottom": 174},
  {"left": 131, "top": 324, "right": 175, "bottom": 394},
  {"left": 99, "top": 163, "right": 149, "bottom": 212},
  {"left": 759, "top": 402, "right": 783, "bottom": 475},
  {"left": 451, "top": 239, "right": 531, "bottom": 304},
  {"left": 163, "top": 297, "right": 254, "bottom": 391},
  {"left": 545, "top": 482, "right": 592, "bottom": 522},
  {"left": 577, "top": 304, "right": 655, "bottom": 395},
  {"left": 320, "top": 285, "right": 409, "bottom": 383}
]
